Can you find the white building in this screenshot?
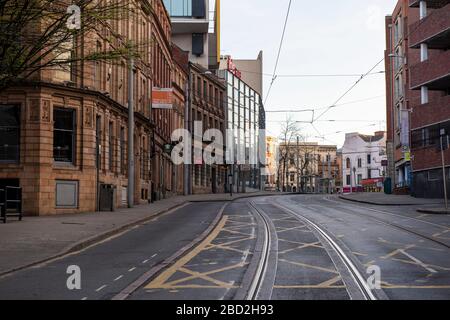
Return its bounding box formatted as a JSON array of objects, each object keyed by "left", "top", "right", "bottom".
[{"left": 342, "top": 131, "right": 387, "bottom": 191}]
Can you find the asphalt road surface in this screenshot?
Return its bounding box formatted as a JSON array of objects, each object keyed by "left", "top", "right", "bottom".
[{"left": 0, "top": 195, "right": 449, "bottom": 300}]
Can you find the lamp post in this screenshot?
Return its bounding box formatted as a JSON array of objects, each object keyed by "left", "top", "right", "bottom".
[
  {"left": 127, "top": 57, "right": 134, "bottom": 208},
  {"left": 440, "top": 129, "right": 448, "bottom": 209}
]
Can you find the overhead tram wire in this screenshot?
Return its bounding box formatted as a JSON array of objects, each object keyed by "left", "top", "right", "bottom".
[
  {"left": 312, "top": 57, "right": 386, "bottom": 123},
  {"left": 309, "top": 4, "right": 436, "bottom": 130},
  {"left": 264, "top": 0, "right": 293, "bottom": 106},
  {"left": 265, "top": 94, "right": 385, "bottom": 114},
  {"left": 236, "top": 69, "right": 385, "bottom": 78}
]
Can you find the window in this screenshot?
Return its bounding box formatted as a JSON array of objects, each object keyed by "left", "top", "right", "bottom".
[
  {"left": 163, "top": 0, "right": 193, "bottom": 17},
  {"left": 192, "top": 0, "right": 205, "bottom": 17},
  {"left": 346, "top": 175, "right": 351, "bottom": 185},
  {"left": 428, "top": 170, "right": 440, "bottom": 181},
  {"left": 357, "top": 174, "right": 362, "bottom": 185},
  {"left": 192, "top": 33, "right": 204, "bottom": 56},
  {"left": 367, "top": 154, "right": 371, "bottom": 165},
  {"left": 368, "top": 169, "right": 372, "bottom": 179},
  {"left": 54, "top": 108, "right": 75, "bottom": 163},
  {"left": 346, "top": 158, "right": 351, "bottom": 169},
  {"left": 357, "top": 158, "right": 362, "bottom": 168},
  {"left": 0, "top": 105, "right": 20, "bottom": 162}
]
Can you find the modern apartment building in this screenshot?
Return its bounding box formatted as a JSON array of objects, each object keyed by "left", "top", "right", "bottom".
[
  {"left": 408, "top": 0, "right": 450, "bottom": 198},
  {"left": 342, "top": 132, "right": 388, "bottom": 193},
  {"left": 163, "top": 0, "right": 221, "bottom": 69},
  {"left": 0, "top": 0, "right": 173, "bottom": 215}
]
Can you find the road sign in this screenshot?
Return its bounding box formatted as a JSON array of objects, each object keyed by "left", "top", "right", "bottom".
[{"left": 405, "top": 152, "right": 411, "bottom": 162}]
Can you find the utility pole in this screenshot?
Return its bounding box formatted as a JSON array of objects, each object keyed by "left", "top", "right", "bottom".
[
  {"left": 350, "top": 158, "right": 353, "bottom": 194},
  {"left": 328, "top": 152, "right": 331, "bottom": 194},
  {"left": 296, "top": 136, "right": 299, "bottom": 192},
  {"left": 440, "top": 130, "right": 448, "bottom": 209},
  {"left": 127, "top": 57, "right": 134, "bottom": 208},
  {"left": 184, "top": 70, "right": 191, "bottom": 196}
]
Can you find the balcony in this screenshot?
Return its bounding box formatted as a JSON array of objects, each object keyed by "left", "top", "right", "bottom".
[
  {"left": 410, "top": 0, "right": 450, "bottom": 8},
  {"left": 410, "top": 49, "right": 450, "bottom": 90},
  {"left": 409, "top": 3, "right": 450, "bottom": 49},
  {"left": 411, "top": 94, "right": 450, "bottom": 129}
]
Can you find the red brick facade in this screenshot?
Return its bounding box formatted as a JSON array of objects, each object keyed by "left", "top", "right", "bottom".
[{"left": 408, "top": 1, "right": 450, "bottom": 198}]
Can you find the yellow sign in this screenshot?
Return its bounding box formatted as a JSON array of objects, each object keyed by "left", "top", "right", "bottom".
[{"left": 405, "top": 152, "right": 411, "bottom": 161}]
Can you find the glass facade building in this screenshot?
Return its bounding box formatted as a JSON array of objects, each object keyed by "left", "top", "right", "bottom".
[
  {"left": 163, "top": 0, "right": 193, "bottom": 17},
  {"left": 219, "top": 70, "right": 263, "bottom": 192}
]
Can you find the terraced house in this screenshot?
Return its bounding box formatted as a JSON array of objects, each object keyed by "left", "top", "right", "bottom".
[{"left": 0, "top": 0, "right": 174, "bottom": 215}]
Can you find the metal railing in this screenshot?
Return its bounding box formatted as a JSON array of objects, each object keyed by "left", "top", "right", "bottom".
[{"left": 0, "top": 186, "right": 22, "bottom": 223}]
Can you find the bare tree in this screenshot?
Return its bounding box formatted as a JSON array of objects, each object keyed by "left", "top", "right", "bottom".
[
  {"left": 0, "top": 0, "right": 149, "bottom": 91},
  {"left": 277, "top": 117, "right": 302, "bottom": 192}
]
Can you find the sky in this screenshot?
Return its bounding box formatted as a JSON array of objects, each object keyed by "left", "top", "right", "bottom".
[{"left": 221, "top": 0, "right": 397, "bottom": 148}]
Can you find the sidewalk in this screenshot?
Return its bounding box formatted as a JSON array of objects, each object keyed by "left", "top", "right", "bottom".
[
  {"left": 0, "top": 191, "right": 279, "bottom": 276},
  {"left": 339, "top": 192, "right": 443, "bottom": 206}
]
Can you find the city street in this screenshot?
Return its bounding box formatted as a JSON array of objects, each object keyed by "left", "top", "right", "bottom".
[{"left": 1, "top": 195, "right": 449, "bottom": 300}]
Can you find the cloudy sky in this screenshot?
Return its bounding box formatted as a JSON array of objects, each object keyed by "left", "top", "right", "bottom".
[{"left": 221, "top": 0, "right": 397, "bottom": 147}]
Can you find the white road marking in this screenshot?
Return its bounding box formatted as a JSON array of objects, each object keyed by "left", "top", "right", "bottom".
[
  {"left": 142, "top": 259, "right": 149, "bottom": 264},
  {"left": 128, "top": 267, "right": 136, "bottom": 272},
  {"left": 151, "top": 254, "right": 158, "bottom": 258},
  {"left": 114, "top": 275, "right": 124, "bottom": 281},
  {"left": 96, "top": 285, "right": 107, "bottom": 292},
  {"left": 81, "top": 297, "right": 88, "bottom": 300},
  {"left": 400, "top": 250, "right": 437, "bottom": 273}
]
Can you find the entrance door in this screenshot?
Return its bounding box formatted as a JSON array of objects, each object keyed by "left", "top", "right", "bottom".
[{"left": 211, "top": 167, "right": 217, "bottom": 194}]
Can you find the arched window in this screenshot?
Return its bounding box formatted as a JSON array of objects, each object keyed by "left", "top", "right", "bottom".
[{"left": 346, "top": 158, "right": 351, "bottom": 169}]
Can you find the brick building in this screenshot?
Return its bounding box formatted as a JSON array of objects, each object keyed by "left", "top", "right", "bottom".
[
  {"left": 0, "top": 0, "right": 174, "bottom": 215},
  {"left": 408, "top": 0, "right": 450, "bottom": 198},
  {"left": 150, "top": 0, "right": 174, "bottom": 202},
  {"left": 189, "top": 63, "right": 227, "bottom": 194},
  {"left": 171, "top": 44, "right": 189, "bottom": 195},
  {"left": 385, "top": 0, "right": 420, "bottom": 195}
]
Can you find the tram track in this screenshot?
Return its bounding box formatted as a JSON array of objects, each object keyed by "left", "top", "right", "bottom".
[
  {"left": 270, "top": 201, "right": 377, "bottom": 300},
  {"left": 246, "top": 201, "right": 272, "bottom": 300},
  {"left": 322, "top": 197, "right": 450, "bottom": 250},
  {"left": 246, "top": 199, "right": 377, "bottom": 300}
]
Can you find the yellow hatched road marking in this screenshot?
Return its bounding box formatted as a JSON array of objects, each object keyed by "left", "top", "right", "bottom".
[
  {"left": 145, "top": 216, "right": 228, "bottom": 289},
  {"left": 279, "top": 258, "right": 339, "bottom": 274}
]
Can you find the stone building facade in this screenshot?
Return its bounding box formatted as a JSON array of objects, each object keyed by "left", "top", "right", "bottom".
[{"left": 0, "top": 0, "right": 173, "bottom": 215}]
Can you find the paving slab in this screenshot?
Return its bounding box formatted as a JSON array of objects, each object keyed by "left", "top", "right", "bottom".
[{"left": 339, "top": 193, "right": 443, "bottom": 206}]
